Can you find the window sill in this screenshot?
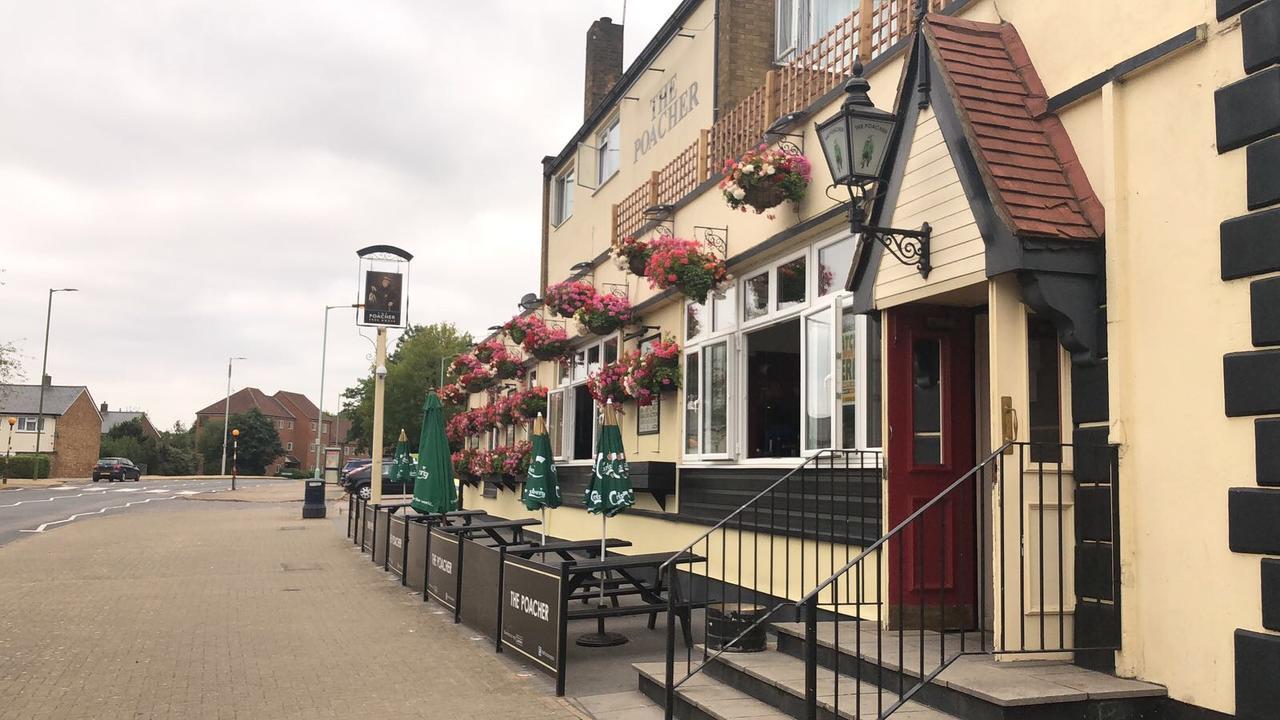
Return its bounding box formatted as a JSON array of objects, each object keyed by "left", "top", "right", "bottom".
[{"left": 591, "top": 171, "right": 619, "bottom": 197}]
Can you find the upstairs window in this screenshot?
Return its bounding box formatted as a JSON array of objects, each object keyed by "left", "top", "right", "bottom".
[
  {"left": 775, "top": 0, "right": 857, "bottom": 61},
  {"left": 597, "top": 117, "right": 620, "bottom": 185},
  {"left": 553, "top": 168, "right": 575, "bottom": 226}
]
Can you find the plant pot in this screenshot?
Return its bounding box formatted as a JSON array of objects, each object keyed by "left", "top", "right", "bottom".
[
  {"left": 743, "top": 182, "right": 787, "bottom": 211},
  {"left": 465, "top": 378, "right": 494, "bottom": 393},
  {"left": 584, "top": 317, "right": 622, "bottom": 336},
  {"left": 706, "top": 603, "right": 767, "bottom": 652},
  {"left": 627, "top": 254, "right": 649, "bottom": 276},
  {"left": 531, "top": 342, "right": 570, "bottom": 361},
  {"left": 508, "top": 328, "right": 527, "bottom": 345},
  {"left": 494, "top": 361, "right": 521, "bottom": 380}
]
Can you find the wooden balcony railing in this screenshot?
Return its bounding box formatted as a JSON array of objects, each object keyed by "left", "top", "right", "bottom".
[{"left": 609, "top": 0, "right": 945, "bottom": 245}]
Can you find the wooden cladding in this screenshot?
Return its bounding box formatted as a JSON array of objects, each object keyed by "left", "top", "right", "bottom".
[{"left": 608, "top": 0, "right": 940, "bottom": 244}]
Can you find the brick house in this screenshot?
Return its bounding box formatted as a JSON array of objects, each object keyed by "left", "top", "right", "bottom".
[
  {"left": 99, "top": 404, "right": 161, "bottom": 439},
  {"left": 193, "top": 388, "right": 352, "bottom": 474},
  {"left": 0, "top": 383, "right": 102, "bottom": 478}
]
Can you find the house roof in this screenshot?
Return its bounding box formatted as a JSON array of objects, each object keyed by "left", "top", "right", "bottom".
[
  {"left": 0, "top": 384, "right": 90, "bottom": 416},
  {"left": 274, "top": 391, "right": 319, "bottom": 420},
  {"left": 101, "top": 411, "right": 156, "bottom": 436},
  {"left": 924, "top": 14, "right": 1104, "bottom": 240},
  {"left": 194, "top": 387, "right": 295, "bottom": 419}
]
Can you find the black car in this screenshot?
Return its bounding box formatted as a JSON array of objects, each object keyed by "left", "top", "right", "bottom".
[
  {"left": 341, "top": 461, "right": 413, "bottom": 501},
  {"left": 340, "top": 457, "right": 371, "bottom": 482},
  {"left": 93, "top": 458, "right": 141, "bottom": 482}
]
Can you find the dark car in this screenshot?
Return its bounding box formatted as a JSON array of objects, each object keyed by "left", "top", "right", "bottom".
[
  {"left": 340, "top": 457, "right": 371, "bottom": 483},
  {"left": 93, "top": 458, "right": 141, "bottom": 482},
  {"left": 341, "top": 461, "right": 412, "bottom": 501}
]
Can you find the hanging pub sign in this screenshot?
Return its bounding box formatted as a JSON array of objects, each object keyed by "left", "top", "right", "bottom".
[{"left": 355, "top": 245, "right": 413, "bottom": 328}]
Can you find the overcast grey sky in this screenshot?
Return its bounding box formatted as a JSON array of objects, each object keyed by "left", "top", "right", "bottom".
[{"left": 0, "top": 0, "right": 682, "bottom": 429}]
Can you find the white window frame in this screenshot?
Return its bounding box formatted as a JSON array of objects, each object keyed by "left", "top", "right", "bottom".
[
  {"left": 596, "top": 116, "right": 620, "bottom": 187},
  {"left": 552, "top": 167, "right": 575, "bottom": 226},
  {"left": 286, "top": 441, "right": 294, "bottom": 452},
  {"left": 16, "top": 416, "right": 40, "bottom": 432},
  {"left": 548, "top": 334, "right": 619, "bottom": 463}
]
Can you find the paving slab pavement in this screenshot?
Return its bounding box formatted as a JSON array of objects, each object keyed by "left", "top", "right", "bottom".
[{"left": 0, "top": 498, "right": 582, "bottom": 720}]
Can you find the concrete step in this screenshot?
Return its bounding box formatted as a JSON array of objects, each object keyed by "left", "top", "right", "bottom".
[
  {"left": 635, "top": 661, "right": 791, "bottom": 720},
  {"left": 575, "top": 690, "right": 666, "bottom": 720},
  {"left": 772, "top": 622, "right": 1166, "bottom": 720}
]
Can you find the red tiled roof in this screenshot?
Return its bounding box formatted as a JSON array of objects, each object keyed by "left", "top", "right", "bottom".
[
  {"left": 924, "top": 14, "right": 1103, "bottom": 240},
  {"left": 193, "top": 387, "right": 295, "bottom": 419},
  {"left": 274, "top": 391, "right": 320, "bottom": 420}
]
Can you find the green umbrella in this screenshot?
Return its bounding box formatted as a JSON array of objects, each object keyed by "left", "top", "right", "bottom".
[
  {"left": 578, "top": 400, "right": 632, "bottom": 647},
  {"left": 523, "top": 413, "right": 562, "bottom": 512},
  {"left": 411, "top": 391, "right": 457, "bottom": 514},
  {"left": 390, "top": 429, "right": 413, "bottom": 485}
]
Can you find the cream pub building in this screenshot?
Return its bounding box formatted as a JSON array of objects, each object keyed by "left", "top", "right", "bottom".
[{"left": 451, "top": 1, "right": 1280, "bottom": 717}]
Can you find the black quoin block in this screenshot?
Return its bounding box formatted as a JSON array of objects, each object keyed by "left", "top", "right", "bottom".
[
  {"left": 1229, "top": 487, "right": 1280, "bottom": 554},
  {"left": 1222, "top": 0, "right": 1268, "bottom": 20},
  {"left": 1263, "top": 558, "right": 1280, "bottom": 631},
  {"left": 1215, "top": 66, "right": 1280, "bottom": 153},
  {"left": 1223, "top": 206, "right": 1280, "bottom": 280},
  {"left": 1075, "top": 543, "right": 1115, "bottom": 601},
  {"left": 1071, "top": 360, "right": 1109, "bottom": 425},
  {"left": 1244, "top": 0, "right": 1280, "bottom": 74},
  {"left": 1076, "top": 486, "right": 1113, "bottom": 542},
  {"left": 1257, "top": 418, "right": 1280, "bottom": 486},
  {"left": 1073, "top": 426, "right": 1113, "bottom": 484},
  {"left": 1252, "top": 276, "right": 1280, "bottom": 346},
  {"left": 1223, "top": 350, "right": 1280, "bottom": 416},
  {"left": 1248, "top": 135, "right": 1280, "bottom": 210},
  {"left": 1235, "top": 629, "right": 1280, "bottom": 720}
]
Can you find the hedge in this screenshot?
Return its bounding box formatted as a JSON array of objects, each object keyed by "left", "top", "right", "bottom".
[{"left": 1, "top": 454, "right": 52, "bottom": 479}]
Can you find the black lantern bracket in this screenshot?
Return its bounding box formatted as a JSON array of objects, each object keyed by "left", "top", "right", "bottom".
[
  {"left": 841, "top": 183, "right": 932, "bottom": 279},
  {"left": 692, "top": 225, "right": 728, "bottom": 259}
]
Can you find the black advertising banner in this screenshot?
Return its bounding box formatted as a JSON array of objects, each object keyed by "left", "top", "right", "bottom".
[
  {"left": 426, "top": 528, "right": 459, "bottom": 609},
  {"left": 501, "top": 556, "right": 562, "bottom": 678},
  {"left": 387, "top": 515, "right": 407, "bottom": 577},
  {"left": 459, "top": 539, "right": 502, "bottom": 640},
  {"left": 361, "top": 505, "right": 376, "bottom": 553},
  {"left": 373, "top": 508, "right": 392, "bottom": 567},
  {"left": 405, "top": 519, "right": 430, "bottom": 592},
  {"left": 362, "top": 270, "right": 403, "bottom": 326}
]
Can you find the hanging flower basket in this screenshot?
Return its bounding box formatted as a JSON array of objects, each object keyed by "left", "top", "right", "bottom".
[
  {"left": 531, "top": 340, "right": 572, "bottom": 361},
  {"left": 587, "top": 362, "right": 633, "bottom": 404},
  {"left": 647, "top": 337, "right": 681, "bottom": 369},
  {"left": 575, "top": 292, "right": 633, "bottom": 336},
  {"left": 489, "top": 344, "right": 526, "bottom": 381},
  {"left": 438, "top": 383, "right": 466, "bottom": 405},
  {"left": 622, "top": 337, "right": 683, "bottom": 407},
  {"left": 613, "top": 236, "right": 652, "bottom": 277},
  {"left": 474, "top": 339, "right": 503, "bottom": 364},
  {"left": 721, "top": 144, "right": 812, "bottom": 214},
  {"left": 461, "top": 366, "right": 496, "bottom": 393},
  {"left": 519, "top": 316, "right": 573, "bottom": 361},
  {"left": 545, "top": 280, "right": 596, "bottom": 319},
  {"left": 644, "top": 235, "right": 730, "bottom": 305},
  {"left": 513, "top": 386, "right": 548, "bottom": 418}
]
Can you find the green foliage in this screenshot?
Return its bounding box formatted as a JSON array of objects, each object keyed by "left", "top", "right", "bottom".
[
  {"left": 277, "top": 467, "right": 312, "bottom": 479},
  {"left": 340, "top": 323, "right": 473, "bottom": 454},
  {"left": 100, "top": 416, "right": 198, "bottom": 476},
  {"left": 196, "top": 408, "right": 284, "bottom": 475},
  {"left": 0, "top": 340, "right": 22, "bottom": 384},
  {"left": 1, "top": 454, "right": 50, "bottom": 479}
]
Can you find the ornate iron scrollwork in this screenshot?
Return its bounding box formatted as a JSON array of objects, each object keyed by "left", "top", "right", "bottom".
[
  {"left": 693, "top": 225, "right": 728, "bottom": 259},
  {"left": 871, "top": 223, "right": 932, "bottom": 279},
  {"left": 601, "top": 282, "right": 629, "bottom": 299}
]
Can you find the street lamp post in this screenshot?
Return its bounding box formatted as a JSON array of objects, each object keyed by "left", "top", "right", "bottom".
[
  {"left": 33, "top": 287, "right": 78, "bottom": 481},
  {"left": 4, "top": 417, "right": 15, "bottom": 484},
  {"left": 220, "top": 356, "right": 246, "bottom": 476},
  {"left": 231, "top": 428, "right": 240, "bottom": 491},
  {"left": 315, "top": 304, "right": 360, "bottom": 481}
]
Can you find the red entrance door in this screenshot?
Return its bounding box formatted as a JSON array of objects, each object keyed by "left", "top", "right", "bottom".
[{"left": 885, "top": 305, "right": 976, "bottom": 628}]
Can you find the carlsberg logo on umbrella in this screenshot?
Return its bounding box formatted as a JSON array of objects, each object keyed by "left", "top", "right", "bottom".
[
  {"left": 522, "top": 432, "right": 561, "bottom": 511},
  {"left": 584, "top": 426, "right": 634, "bottom": 517}
]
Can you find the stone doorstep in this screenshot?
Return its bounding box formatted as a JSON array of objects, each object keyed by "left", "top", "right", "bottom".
[
  {"left": 771, "top": 622, "right": 1166, "bottom": 708},
  {"left": 635, "top": 662, "right": 791, "bottom": 720}
]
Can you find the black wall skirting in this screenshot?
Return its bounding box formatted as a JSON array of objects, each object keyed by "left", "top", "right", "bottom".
[
  {"left": 1250, "top": 276, "right": 1280, "bottom": 346},
  {"left": 1222, "top": 205, "right": 1280, "bottom": 279},
  {"left": 1244, "top": 0, "right": 1280, "bottom": 73},
  {"left": 1228, "top": 487, "right": 1280, "bottom": 554},
  {"left": 1223, "top": 349, "right": 1280, "bottom": 416},
  {"left": 1215, "top": 66, "right": 1280, "bottom": 153},
  {"left": 1221, "top": 0, "right": 1268, "bottom": 21},
  {"left": 1158, "top": 697, "right": 1237, "bottom": 720},
  {"left": 1235, "top": 629, "right": 1280, "bottom": 720},
  {"left": 1262, "top": 558, "right": 1280, "bottom": 631},
  {"left": 1256, "top": 418, "right": 1280, "bottom": 485},
  {"left": 1246, "top": 134, "right": 1280, "bottom": 209}
]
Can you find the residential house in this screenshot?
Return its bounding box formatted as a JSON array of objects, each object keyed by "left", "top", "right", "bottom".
[
  {"left": 193, "top": 387, "right": 352, "bottom": 474},
  {"left": 99, "top": 403, "right": 161, "bottom": 439},
  {"left": 0, "top": 383, "right": 102, "bottom": 478},
  {"left": 445, "top": 1, "right": 1280, "bottom": 718}
]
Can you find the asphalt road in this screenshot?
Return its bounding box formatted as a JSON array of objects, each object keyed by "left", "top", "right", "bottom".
[{"left": 0, "top": 477, "right": 292, "bottom": 547}]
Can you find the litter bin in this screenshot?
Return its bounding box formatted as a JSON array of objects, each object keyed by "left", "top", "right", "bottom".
[
  {"left": 303, "top": 480, "right": 326, "bottom": 519},
  {"left": 706, "top": 603, "right": 767, "bottom": 652}
]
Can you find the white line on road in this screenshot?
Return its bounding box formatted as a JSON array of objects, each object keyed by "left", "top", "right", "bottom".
[{"left": 19, "top": 492, "right": 205, "bottom": 532}]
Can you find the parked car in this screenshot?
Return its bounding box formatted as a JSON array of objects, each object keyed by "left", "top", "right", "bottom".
[
  {"left": 341, "top": 461, "right": 412, "bottom": 501},
  {"left": 340, "top": 457, "right": 371, "bottom": 483},
  {"left": 93, "top": 458, "right": 141, "bottom": 482}
]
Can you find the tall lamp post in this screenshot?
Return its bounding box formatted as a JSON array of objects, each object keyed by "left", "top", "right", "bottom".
[
  {"left": 314, "top": 304, "right": 360, "bottom": 481},
  {"left": 33, "top": 287, "right": 78, "bottom": 481},
  {"left": 4, "top": 417, "right": 15, "bottom": 484},
  {"left": 219, "top": 356, "right": 246, "bottom": 476}
]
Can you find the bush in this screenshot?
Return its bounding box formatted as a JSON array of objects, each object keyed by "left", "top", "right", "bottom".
[
  {"left": 1, "top": 454, "right": 52, "bottom": 479},
  {"left": 277, "top": 467, "right": 312, "bottom": 479}
]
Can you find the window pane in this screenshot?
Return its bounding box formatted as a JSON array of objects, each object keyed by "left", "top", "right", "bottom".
[
  {"left": 572, "top": 350, "right": 588, "bottom": 383},
  {"left": 744, "top": 272, "right": 769, "bottom": 321},
  {"left": 587, "top": 345, "right": 601, "bottom": 375},
  {"left": 813, "top": 0, "right": 855, "bottom": 42},
  {"left": 840, "top": 308, "right": 858, "bottom": 449},
  {"left": 819, "top": 238, "right": 855, "bottom": 296},
  {"left": 573, "top": 385, "right": 595, "bottom": 460},
  {"left": 598, "top": 121, "right": 620, "bottom": 182},
  {"left": 866, "top": 312, "right": 883, "bottom": 448},
  {"left": 548, "top": 391, "right": 564, "bottom": 457},
  {"left": 713, "top": 286, "right": 735, "bottom": 332},
  {"left": 686, "top": 302, "right": 704, "bottom": 340},
  {"left": 777, "top": 257, "right": 807, "bottom": 310},
  {"left": 805, "top": 310, "right": 833, "bottom": 451},
  {"left": 685, "top": 352, "right": 700, "bottom": 455},
  {"left": 562, "top": 171, "right": 574, "bottom": 219},
  {"left": 603, "top": 338, "right": 618, "bottom": 365},
  {"left": 705, "top": 342, "right": 730, "bottom": 454},
  {"left": 1027, "top": 316, "right": 1063, "bottom": 462},
  {"left": 776, "top": 0, "right": 796, "bottom": 58},
  {"left": 746, "top": 319, "right": 801, "bottom": 458},
  {"left": 912, "top": 339, "right": 943, "bottom": 464},
  {"left": 558, "top": 358, "right": 571, "bottom": 387}
]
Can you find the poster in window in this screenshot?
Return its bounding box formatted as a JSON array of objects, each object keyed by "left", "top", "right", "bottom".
[
  {"left": 637, "top": 396, "right": 660, "bottom": 436},
  {"left": 362, "top": 271, "right": 403, "bottom": 326}
]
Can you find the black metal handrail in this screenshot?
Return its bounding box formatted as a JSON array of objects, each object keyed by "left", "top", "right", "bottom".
[{"left": 662, "top": 441, "right": 1121, "bottom": 720}]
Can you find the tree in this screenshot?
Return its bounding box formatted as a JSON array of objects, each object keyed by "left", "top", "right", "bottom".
[
  {"left": 196, "top": 408, "right": 284, "bottom": 475},
  {"left": 340, "top": 322, "right": 473, "bottom": 453},
  {"left": 0, "top": 340, "right": 22, "bottom": 384},
  {"left": 101, "top": 416, "right": 199, "bottom": 476}
]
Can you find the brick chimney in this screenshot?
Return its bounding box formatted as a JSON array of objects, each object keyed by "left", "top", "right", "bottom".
[
  {"left": 584, "top": 17, "right": 624, "bottom": 120},
  {"left": 715, "top": 0, "right": 776, "bottom": 116},
  {"left": 100, "top": 402, "right": 108, "bottom": 413}
]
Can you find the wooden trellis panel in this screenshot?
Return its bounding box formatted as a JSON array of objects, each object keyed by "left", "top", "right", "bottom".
[
  {"left": 615, "top": 180, "right": 651, "bottom": 243},
  {"left": 776, "top": 11, "right": 860, "bottom": 117},
  {"left": 656, "top": 142, "right": 700, "bottom": 206},
  {"left": 707, "top": 85, "right": 769, "bottom": 174}
]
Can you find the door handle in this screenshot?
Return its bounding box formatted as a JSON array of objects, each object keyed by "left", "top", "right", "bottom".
[{"left": 1001, "top": 396, "right": 1018, "bottom": 453}]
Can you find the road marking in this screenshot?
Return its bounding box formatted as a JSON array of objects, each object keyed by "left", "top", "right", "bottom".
[
  {"left": 0, "top": 490, "right": 111, "bottom": 509},
  {"left": 19, "top": 492, "right": 204, "bottom": 533},
  {"left": 112, "top": 488, "right": 141, "bottom": 493}
]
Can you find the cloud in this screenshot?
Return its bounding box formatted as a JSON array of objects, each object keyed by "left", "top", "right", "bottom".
[{"left": 0, "top": 0, "right": 681, "bottom": 429}]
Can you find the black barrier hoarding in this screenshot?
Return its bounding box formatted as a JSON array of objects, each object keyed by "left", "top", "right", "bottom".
[
  {"left": 387, "top": 515, "right": 407, "bottom": 577},
  {"left": 347, "top": 496, "right": 355, "bottom": 539},
  {"left": 459, "top": 539, "right": 502, "bottom": 641},
  {"left": 361, "top": 504, "right": 376, "bottom": 553},
  {"left": 426, "top": 528, "right": 460, "bottom": 611},
  {"left": 373, "top": 508, "right": 392, "bottom": 567},
  {"left": 405, "top": 519, "right": 430, "bottom": 592},
  {"left": 362, "top": 270, "right": 403, "bottom": 326},
  {"left": 501, "top": 556, "right": 563, "bottom": 683}
]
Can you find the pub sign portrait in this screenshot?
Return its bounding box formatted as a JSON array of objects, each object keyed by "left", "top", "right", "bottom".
[{"left": 362, "top": 270, "right": 404, "bottom": 326}]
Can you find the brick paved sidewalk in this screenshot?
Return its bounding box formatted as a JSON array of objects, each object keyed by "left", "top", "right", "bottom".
[{"left": 0, "top": 501, "right": 581, "bottom": 720}]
